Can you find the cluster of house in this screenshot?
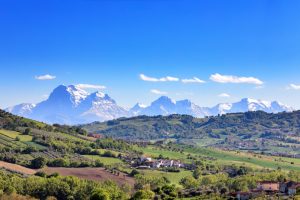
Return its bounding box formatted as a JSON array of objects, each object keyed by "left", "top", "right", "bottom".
[
  {"left": 232, "top": 181, "right": 300, "bottom": 200},
  {"left": 132, "top": 156, "right": 185, "bottom": 169},
  {"left": 87, "top": 133, "right": 103, "bottom": 139}
]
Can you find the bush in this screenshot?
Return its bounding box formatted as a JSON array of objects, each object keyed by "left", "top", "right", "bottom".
[
  {"left": 102, "top": 151, "right": 116, "bottom": 158},
  {"left": 22, "top": 146, "right": 37, "bottom": 154},
  {"left": 47, "top": 172, "right": 59, "bottom": 178},
  {"left": 90, "top": 189, "right": 110, "bottom": 200},
  {"left": 162, "top": 167, "right": 180, "bottom": 173},
  {"left": 132, "top": 189, "right": 155, "bottom": 200},
  {"left": 35, "top": 171, "right": 47, "bottom": 177},
  {"left": 30, "top": 157, "right": 47, "bottom": 169},
  {"left": 23, "top": 128, "right": 31, "bottom": 135},
  {"left": 48, "top": 158, "right": 69, "bottom": 167},
  {"left": 95, "top": 160, "right": 104, "bottom": 167},
  {"left": 129, "top": 169, "right": 140, "bottom": 177}
]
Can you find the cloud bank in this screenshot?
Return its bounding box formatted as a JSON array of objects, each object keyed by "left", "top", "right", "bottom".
[
  {"left": 218, "top": 93, "right": 230, "bottom": 98},
  {"left": 76, "top": 84, "right": 106, "bottom": 90},
  {"left": 140, "top": 74, "right": 179, "bottom": 82},
  {"left": 35, "top": 74, "right": 56, "bottom": 80},
  {"left": 151, "top": 89, "right": 167, "bottom": 95},
  {"left": 210, "top": 73, "right": 263, "bottom": 85},
  {"left": 182, "top": 77, "right": 205, "bottom": 83},
  {"left": 289, "top": 84, "right": 300, "bottom": 90}
]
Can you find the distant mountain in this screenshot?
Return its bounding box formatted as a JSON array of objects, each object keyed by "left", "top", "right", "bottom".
[
  {"left": 6, "top": 85, "right": 128, "bottom": 125},
  {"left": 79, "top": 91, "right": 129, "bottom": 123},
  {"left": 209, "top": 98, "right": 294, "bottom": 116},
  {"left": 131, "top": 97, "right": 293, "bottom": 118},
  {"left": 6, "top": 85, "right": 294, "bottom": 125},
  {"left": 6, "top": 103, "right": 36, "bottom": 117},
  {"left": 130, "top": 103, "right": 147, "bottom": 116},
  {"left": 133, "top": 96, "right": 210, "bottom": 118}
]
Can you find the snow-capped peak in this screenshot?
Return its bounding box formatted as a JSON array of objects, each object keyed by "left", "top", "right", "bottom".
[
  {"left": 5, "top": 84, "right": 294, "bottom": 125},
  {"left": 66, "top": 85, "right": 89, "bottom": 105},
  {"left": 5, "top": 103, "right": 36, "bottom": 117},
  {"left": 95, "top": 91, "right": 105, "bottom": 98},
  {"left": 136, "top": 103, "right": 147, "bottom": 108}
]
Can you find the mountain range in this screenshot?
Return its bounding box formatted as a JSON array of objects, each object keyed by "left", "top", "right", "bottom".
[{"left": 5, "top": 85, "right": 294, "bottom": 125}]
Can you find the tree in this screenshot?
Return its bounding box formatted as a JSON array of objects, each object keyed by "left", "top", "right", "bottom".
[
  {"left": 132, "top": 189, "right": 155, "bottom": 200},
  {"left": 31, "top": 157, "right": 47, "bottom": 169},
  {"left": 193, "top": 168, "right": 202, "bottom": 179},
  {"left": 90, "top": 189, "right": 110, "bottom": 200},
  {"left": 180, "top": 176, "right": 199, "bottom": 189},
  {"left": 129, "top": 169, "right": 140, "bottom": 177},
  {"left": 23, "top": 128, "right": 31, "bottom": 135},
  {"left": 49, "top": 158, "right": 69, "bottom": 167}
]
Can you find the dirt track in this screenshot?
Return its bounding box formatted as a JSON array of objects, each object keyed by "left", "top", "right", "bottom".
[
  {"left": 0, "top": 161, "right": 36, "bottom": 175},
  {"left": 42, "top": 167, "right": 135, "bottom": 187}
]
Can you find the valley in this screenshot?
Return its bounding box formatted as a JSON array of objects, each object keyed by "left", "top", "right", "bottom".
[{"left": 0, "top": 109, "right": 300, "bottom": 199}]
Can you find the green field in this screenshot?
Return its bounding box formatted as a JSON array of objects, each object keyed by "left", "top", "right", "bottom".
[
  {"left": 0, "top": 133, "right": 27, "bottom": 148},
  {"left": 140, "top": 169, "right": 192, "bottom": 186},
  {"left": 184, "top": 147, "right": 300, "bottom": 171},
  {"left": 0, "top": 129, "right": 32, "bottom": 142},
  {"left": 137, "top": 145, "right": 300, "bottom": 172},
  {"left": 83, "top": 155, "right": 123, "bottom": 165},
  {"left": 136, "top": 146, "right": 190, "bottom": 162}
]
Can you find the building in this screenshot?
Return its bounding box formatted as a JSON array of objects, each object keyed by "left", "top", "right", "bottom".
[
  {"left": 87, "top": 133, "right": 103, "bottom": 139},
  {"left": 257, "top": 181, "right": 279, "bottom": 192},
  {"left": 288, "top": 183, "right": 300, "bottom": 196},
  {"left": 280, "top": 181, "right": 300, "bottom": 196}
]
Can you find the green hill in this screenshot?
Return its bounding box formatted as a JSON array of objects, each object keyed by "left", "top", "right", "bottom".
[{"left": 81, "top": 111, "right": 300, "bottom": 155}]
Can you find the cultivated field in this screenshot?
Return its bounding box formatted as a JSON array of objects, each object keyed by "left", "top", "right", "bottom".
[
  {"left": 0, "top": 160, "right": 36, "bottom": 175},
  {"left": 41, "top": 167, "right": 135, "bottom": 187}
]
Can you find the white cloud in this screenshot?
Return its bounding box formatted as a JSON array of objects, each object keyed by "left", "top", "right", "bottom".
[
  {"left": 35, "top": 74, "right": 56, "bottom": 80},
  {"left": 76, "top": 84, "right": 106, "bottom": 90},
  {"left": 140, "top": 74, "right": 179, "bottom": 82},
  {"left": 151, "top": 89, "right": 167, "bottom": 95},
  {"left": 218, "top": 93, "right": 230, "bottom": 98},
  {"left": 182, "top": 77, "right": 205, "bottom": 83},
  {"left": 210, "top": 73, "right": 263, "bottom": 85},
  {"left": 289, "top": 84, "right": 300, "bottom": 90}
]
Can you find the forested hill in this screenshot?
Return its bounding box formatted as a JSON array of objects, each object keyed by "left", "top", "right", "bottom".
[
  {"left": 81, "top": 110, "right": 300, "bottom": 141},
  {"left": 0, "top": 109, "right": 87, "bottom": 135}
]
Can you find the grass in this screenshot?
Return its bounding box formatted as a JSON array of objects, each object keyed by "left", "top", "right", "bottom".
[
  {"left": 140, "top": 169, "right": 192, "bottom": 186},
  {"left": 137, "top": 146, "right": 190, "bottom": 162},
  {"left": 0, "top": 129, "right": 32, "bottom": 142},
  {"left": 0, "top": 134, "right": 27, "bottom": 148},
  {"left": 138, "top": 145, "right": 300, "bottom": 172},
  {"left": 83, "top": 155, "right": 123, "bottom": 165},
  {"left": 184, "top": 147, "right": 300, "bottom": 171},
  {"left": 24, "top": 141, "right": 47, "bottom": 150}
]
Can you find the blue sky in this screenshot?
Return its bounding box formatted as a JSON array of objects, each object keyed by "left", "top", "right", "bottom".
[{"left": 1, "top": 0, "right": 300, "bottom": 109}]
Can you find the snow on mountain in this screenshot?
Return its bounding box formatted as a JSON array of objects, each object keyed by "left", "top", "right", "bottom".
[
  {"left": 209, "top": 98, "right": 293, "bottom": 115},
  {"left": 137, "top": 97, "right": 210, "bottom": 117},
  {"left": 66, "top": 85, "right": 89, "bottom": 106},
  {"left": 79, "top": 91, "right": 129, "bottom": 123},
  {"left": 27, "top": 85, "right": 90, "bottom": 124},
  {"left": 6, "top": 85, "right": 131, "bottom": 125},
  {"left": 5, "top": 103, "right": 36, "bottom": 117},
  {"left": 130, "top": 103, "right": 147, "bottom": 116},
  {"left": 140, "top": 96, "right": 177, "bottom": 116},
  {"left": 6, "top": 84, "right": 294, "bottom": 125}
]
